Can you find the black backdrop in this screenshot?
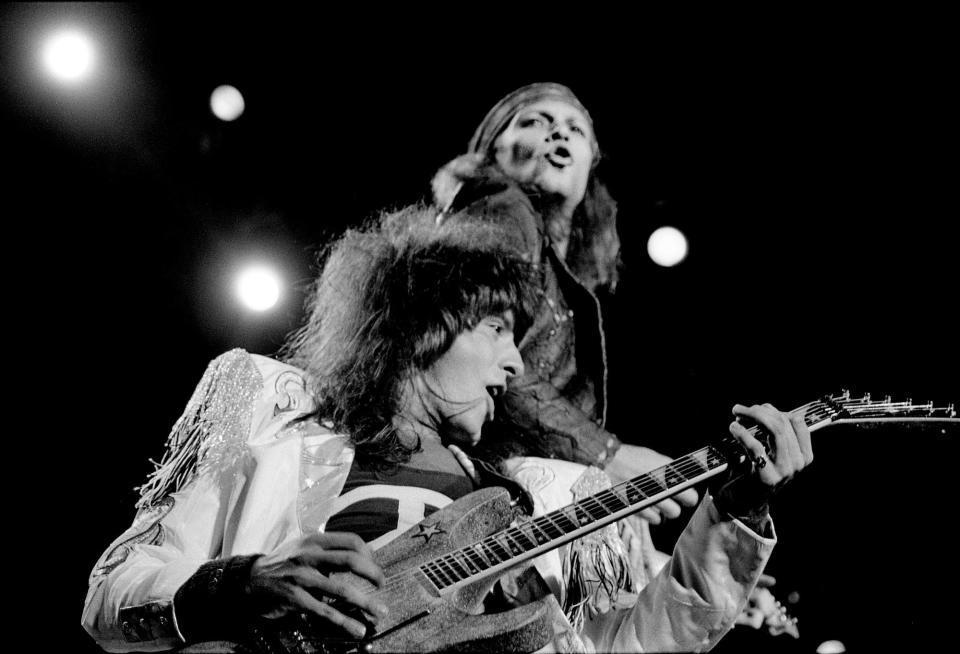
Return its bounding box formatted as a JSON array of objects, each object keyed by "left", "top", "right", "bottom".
[{"left": 2, "top": 5, "right": 956, "bottom": 653}]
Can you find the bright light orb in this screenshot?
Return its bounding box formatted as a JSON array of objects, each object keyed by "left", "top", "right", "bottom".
[
  {"left": 210, "top": 85, "right": 245, "bottom": 121},
  {"left": 236, "top": 266, "right": 281, "bottom": 312},
  {"left": 42, "top": 29, "right": 95, "bottom": 83},
  {"left": 647, "top": 226, "right": 689, "bottom": 267},
  {"left": 816, "top": 640, "right": 846, "bottom": 654}
]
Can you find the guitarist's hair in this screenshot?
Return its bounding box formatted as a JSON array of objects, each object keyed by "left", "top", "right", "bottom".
[{"left": 281, "top": 203, "right": 537, "bottom": 468}]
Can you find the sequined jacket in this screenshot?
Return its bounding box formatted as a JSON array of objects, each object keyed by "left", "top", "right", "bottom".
[
  {"left": 81, "top": 350, "right": 775, "bottom": 653},
  {"left": 439, "top": 170, "right": 619, "bottom": 468}
]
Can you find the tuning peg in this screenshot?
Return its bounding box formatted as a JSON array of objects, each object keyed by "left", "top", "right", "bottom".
[
  {"left": 948, "top": 403, "right": 956, "bottom": 417},
  {"left": 841, "top": 389, "right": 850, "bottom": 399},
  {"left": 864, "top": 392, "right": 871, "bottom": 402},
  {"left": 884, "top": 395, "right": 892, "bottom": 404}
]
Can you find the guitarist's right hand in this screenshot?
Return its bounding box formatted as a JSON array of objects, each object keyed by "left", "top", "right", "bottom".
[{"left": 245, "top": 532, "right": 389, "bottom": 639}]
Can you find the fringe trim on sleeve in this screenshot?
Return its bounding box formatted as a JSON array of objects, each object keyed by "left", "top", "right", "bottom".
[
  {"left": 562, "top": 466, "right": 637, "bottom": 631},
  {"left": 135, "top": 349, "right": 263, "bottom": 509}
]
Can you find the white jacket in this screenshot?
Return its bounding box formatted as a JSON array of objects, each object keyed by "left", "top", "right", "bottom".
[{"left": 82, "top": 350, "right": 775, "bottom": 652}]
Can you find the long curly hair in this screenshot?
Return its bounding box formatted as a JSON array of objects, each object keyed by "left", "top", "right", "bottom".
[{"left": 281, "top": 204, "right": 537, "bottom": 467}]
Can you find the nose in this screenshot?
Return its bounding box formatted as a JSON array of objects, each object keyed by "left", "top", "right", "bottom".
[
  {"left": 501, "top": 341, "right": 525, "bottom": 379},
  {"left": 548, "top": 124, "right": 570, "bottom": 142}
]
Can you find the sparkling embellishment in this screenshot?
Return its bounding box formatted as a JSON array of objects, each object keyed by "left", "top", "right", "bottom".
[{"left": 136, "top": 349, "right": 263, "bottom": 508}]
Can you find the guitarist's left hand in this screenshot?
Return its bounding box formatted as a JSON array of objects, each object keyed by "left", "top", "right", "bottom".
[{"left": 717, "top": 403, "right": 814, "bottom": 523}]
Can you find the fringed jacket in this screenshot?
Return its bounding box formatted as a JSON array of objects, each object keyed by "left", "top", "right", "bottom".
[{"left": 82, "top": 350, "right": 775, "bottom": 653}]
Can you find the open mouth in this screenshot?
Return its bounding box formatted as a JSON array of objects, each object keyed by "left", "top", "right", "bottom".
[
  {"left": 485, "top": 385, "right": 504, "bottom": 419},
  {"left": 545, "top": 146, "right": 572, "bottom": 169}
]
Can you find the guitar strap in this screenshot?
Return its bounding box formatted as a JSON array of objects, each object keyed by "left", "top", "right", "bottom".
[{"left": 469, "top": 456, "right": 536, "bottom": 517}]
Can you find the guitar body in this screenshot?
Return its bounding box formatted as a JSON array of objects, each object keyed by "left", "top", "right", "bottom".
[
  {"left": 354, "top": 486, "right": 557, "bottom": 653},
  {"left": 244, "top": 487, "right": 560, "bottom": 654}
]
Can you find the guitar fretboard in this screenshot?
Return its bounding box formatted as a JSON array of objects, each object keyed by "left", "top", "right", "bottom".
[{"left": 420, "top": 446, "right": 728, "bottom": 590}]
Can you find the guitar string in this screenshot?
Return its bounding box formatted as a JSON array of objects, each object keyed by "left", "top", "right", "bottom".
[
  {"left": 370, "top": 436, "right": 761, "bottom": 596},
  {"left": 369, "top": 399, "right": 833, "bottom": 596},
  {"left": 367, "top": 446, "right": 727, "bottom": 596},
  {"left": 356, "top": 399, "right": 949, "bottom": 598}
]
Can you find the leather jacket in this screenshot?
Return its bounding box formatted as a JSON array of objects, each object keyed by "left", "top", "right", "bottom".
[{"left": 442, "top": 170, "right": 620, "bottom": 467}]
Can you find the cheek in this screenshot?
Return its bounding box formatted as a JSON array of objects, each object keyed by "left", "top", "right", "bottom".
[{"left": 496, "top": 139, "right": 539, "bottom": 176}]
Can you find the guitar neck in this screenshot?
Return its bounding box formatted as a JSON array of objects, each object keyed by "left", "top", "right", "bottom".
[
  {"left": 420, "top": 444, "right": 725, "bottom": 592},
  {"left": 418, "top": 392, "right": 956, "bottom": 593}
]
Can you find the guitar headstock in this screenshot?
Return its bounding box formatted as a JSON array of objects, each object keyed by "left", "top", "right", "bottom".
[
  {"left": 806, "top": 390, "right": 957, "bottom": 431},
  {"left": 716, "top": 391, "right": 957, "bottom": 468}
]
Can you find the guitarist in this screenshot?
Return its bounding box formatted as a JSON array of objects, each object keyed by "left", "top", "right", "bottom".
[{"left": 82, "top": 208, "right": 813, "bottom": 653}]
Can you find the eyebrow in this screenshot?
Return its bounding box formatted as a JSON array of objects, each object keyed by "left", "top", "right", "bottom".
[{"left": 519, "top": 109, "right": 587, "bottom": 132}]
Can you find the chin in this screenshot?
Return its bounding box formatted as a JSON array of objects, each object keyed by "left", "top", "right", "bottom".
[
  {"left": 535, "top": 176, "right": 579, "bottom": 204},
  {"left": 445, "top": 419, "right": 485, "bottom": 449}
]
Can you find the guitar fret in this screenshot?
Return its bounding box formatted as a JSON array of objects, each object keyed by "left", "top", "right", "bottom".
[
  {"left": 664, "top": 462, "right": 689, "bottom": 487},
  {"left": 421, "top": 566, "right": 443, "bottom": 589},
  {"left": 596, "top": 490, "right": 627, "bottom": 513},
  {"left": 443, "top": 554, "right": 469, "bottom": 579},
  {"left": 485, "top": 536, "right": 510, "bottom": 562},
  {"left": 685, "top": 452, "right": 709, "bottom": 475},
  {"left": 463, "top": 545, "right": 489, "bottom": 571},
  {"left": 536, "top": 520, "right": 555, "bottom": 543},
  {"left": 580, "top": 497, "right": 611, "bottom": 521},
  {"left": 512, "top": 524, "right": 539, "bottom": 550},
  {"left": 609, "top": 485, "right": 630, "bottom": 506},
  {"left": 425, "top": 560, "right": 454, "bottom": 587},
  {"left": 422, "top": 561, "right": 444, "bottom": 584},
  {"left": 643, "top": 469, "right": 667, "bottom": 495},
  {"left": 473, "top": 542, "right": 496, "bottom": 568},
  {"left": 435, "top": 558, "right": 460, "bottom": 583},
  {"left": 454, "top": 549, "right": 481, "bottom": 574},
  {"left": 538, "top": 513, "right": 566, "bottom": 537},
  {"left": 550, "top": 510, "right": 576, "bottom": 533},
  {"left": 516, "top": 521, "right": 542, "bottom": 547},
  {"left": 520, "top": 521, "right": 545, "bottom": 545},
  {"left": 706, "top": 447, "right": 726, "bottom": 468},
  {"left": 560, "top": 505, "right": 581, "bottom": 528},
  {"left": 573, "top": 503, "right": 594, "bottom": 525},
  {"left": 623, "top": 481, "right": 647, "bottom": 503},
  {"left": 502, "top": 530, "right": 525, "bottom": 554}
]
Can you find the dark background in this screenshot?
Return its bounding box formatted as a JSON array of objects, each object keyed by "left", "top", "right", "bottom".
[{"left": 2, "top": 4, "right": 956, "bottom": 653}]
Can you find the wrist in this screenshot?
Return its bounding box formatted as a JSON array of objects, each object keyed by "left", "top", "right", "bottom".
[
  {"left": 173, "top": 554, "right": 262, "bottom": 643},
  {"left": 714, "top": 477, "right": 773, "bottom": 531}
]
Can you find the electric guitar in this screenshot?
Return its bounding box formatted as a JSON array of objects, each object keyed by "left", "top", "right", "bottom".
[{"left": 208, "top": 392, "right": 956, "bottom": 654}]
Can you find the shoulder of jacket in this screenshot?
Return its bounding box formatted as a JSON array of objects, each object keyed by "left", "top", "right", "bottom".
[{"left": 135, "top": 349, "right": 312, "bottom": 508}]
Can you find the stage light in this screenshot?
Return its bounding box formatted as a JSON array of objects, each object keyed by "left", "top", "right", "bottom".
[
  {"left": 235, "top": 265, "right": 281, "bottom": 312},
  {"left": 41, "top": 28, "right": 95, "bottom": 84},
  {"left": 210, "top": 84, "right": 245, "bottom": 121},
  {"left": 816, "top": 640, "right": 846, "bottom": 653},
  {"left": 647, "top": 226, "right": 688, "bottom": 267}
]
